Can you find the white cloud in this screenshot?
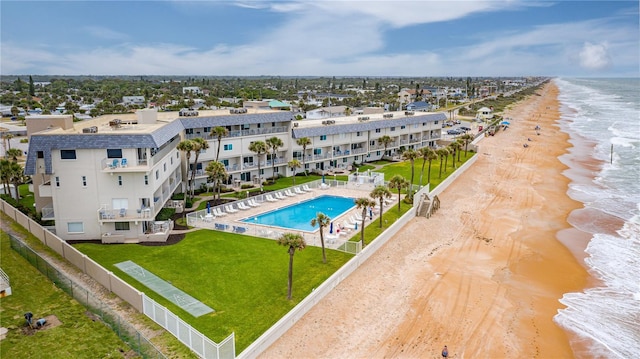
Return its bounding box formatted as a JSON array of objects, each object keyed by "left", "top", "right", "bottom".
[
  {"left": 84, "top": 26, "right": 129, "bottom": 41},
  {"left": 578, "top": 42, "right": 612, "bottom": 70}
]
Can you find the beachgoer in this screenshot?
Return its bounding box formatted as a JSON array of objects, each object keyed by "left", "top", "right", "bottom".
[{"left": 442, "top": 345, "right": 449, "bottom": 358}]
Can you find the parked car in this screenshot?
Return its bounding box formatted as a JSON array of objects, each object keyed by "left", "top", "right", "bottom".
[
  {"left": 459, "top": 126, "right": 471, "bottom": 132},
  {"left": 447, "top": 129, "right": 461, "bottom": 135},
  {"left": 454, "top": 119, "right": 461, "bottom": 124}
]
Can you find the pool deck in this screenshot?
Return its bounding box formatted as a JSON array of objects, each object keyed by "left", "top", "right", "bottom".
[{"left": 187, "top": 183, "right": 399, "bottom": 250}]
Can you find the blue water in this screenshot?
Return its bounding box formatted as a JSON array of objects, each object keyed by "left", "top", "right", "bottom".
[
  {"left": 552, "top": 78, "right": 640, "bottom": 358},
  {"left": 241, "top": 195, "right": 356, "bottom": 231}
]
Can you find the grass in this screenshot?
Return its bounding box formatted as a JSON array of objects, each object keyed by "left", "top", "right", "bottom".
[
  {"left": 344, "top": 200, "right": 413, "bottom": 247},
  {"left": 0, "top": 231, "right": 133, "bottom": 359},
  {"left": 73, "top": 229, "right": 353, "bottom": 352},
  {"left": 378, "top": 152, "right": 474, "bottom": 190}
]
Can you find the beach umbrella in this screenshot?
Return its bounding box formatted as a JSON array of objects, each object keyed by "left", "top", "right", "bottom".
[
  {"left": 501, "top": 121, "right": 510, "bottom": 126},
  {"left": 206, "top": 202, "right": 211, "bottom": 214},
  {"left": 329, "top": 222, "right": 333, "bottom": 234},
  {"left": 354, "top": 222, "right": 358, "bottom": 230}
]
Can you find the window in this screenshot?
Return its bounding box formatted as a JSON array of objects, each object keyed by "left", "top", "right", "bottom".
[
  {"left": 390, "top": 127, "right": 396, "bottom": 131},
  {"left": 204, "top": 127, "right": 211, "bottom": 132},
  {"left": 67, "top": 222, "right": 84, "bottom": 233},
  {"left": 376, "top": 151, "right": 381, "bottom": 156},
  {"left": 60, "top": 149, "right": 76, "bottom": 159},
  {"left": 369, "top": 141, "right": 375, "bottom": 146},
  {"left": 170, "top": 157, "right": 173, "bottom": 165},
  {"left": 115, "top": 222, "right": 130, "bottom": 231},
  {"left": 356, "top": 132, "right": 362, "bottom": 136},
  {"left": 320, "top": 135, "right": 326, "bottom": 141},
  {"left": 222, "top": 159, "right": 229, "bottom": 166},
  {"left": 55, "top": 176, "right": 60, "bottom": 187},
  {"left": 242, "top": 124, "right": 250, "bottom": 130},
  {"left": 144, "top": 175, "right": 149, "bottom": 185},
  {"left": 155, "top": 170, "right": 159, "bottom": 180},
  {"left": 313, "top": 148, "right": 321, "bottom": 155},
  {"left": 272, "top": 122, "right": 276, "bottom": 127},
  {"left": 343, "top": 158, "right": 348, "bottom": 163},
  {"left": 434, "top": 121, "right": 439, "bottom": 125},
  {"left": 118, "top": 175, "right": 123, "bottom": 186},
  {"left": 375, "top": 128, "right": 381, "bottom": 133},
  {"left": 185, "top": 129, "right": 193, "bottom": 134},
  {"left": 107, "top": 149, "right": 122, "bottom": 158},
  {"left": 81, "top": 176, "right": 87, "bottom": 187},
  {"left": 164, "top": 163, "right": 167, "bottom": 172},
  {"left": 37, "top": 151, "right": 44, "bottom": 158},
  {"left": 176, "top": 152, "right": 179, "bottom": 159},
  {"left": 224, "top": 144, "right": 233, "bottom": 151},
  {"left": 401, "top": 125, "right": 406, "bottom": 129},
  {"left": 112, "top": 198, "right": 128, "bottom": 210}
]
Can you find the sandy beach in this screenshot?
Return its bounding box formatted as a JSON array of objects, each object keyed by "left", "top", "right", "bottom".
[{"left": 260, "top": 82, "right": 591, "bottom": 358}]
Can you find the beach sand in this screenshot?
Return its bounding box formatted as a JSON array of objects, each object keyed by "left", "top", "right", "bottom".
[{"left": 259, "top": 82, "right": 590, "bottom": 359}]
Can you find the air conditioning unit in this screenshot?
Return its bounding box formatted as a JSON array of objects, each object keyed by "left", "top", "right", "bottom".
[{"left": 293, "top": 122, "right": 299, "bottom": 127}]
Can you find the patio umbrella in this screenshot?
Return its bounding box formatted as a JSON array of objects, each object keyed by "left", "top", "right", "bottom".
[
  {"left": 354, "top": 222, "right": 358, "bottom": 230},
  {"left": 501, "top": 121, "right": 510, "bottom": 126},
  {"left": 329, "top": 222, "right": 333, "bottom": 234},
  {"left": 206, "top": 202, "right": 211, "bottom": 214},
  {"left": 322, "top": 173, "right": 325, "bottom": 183},
  {"left": 369, "top": 207, "right": 373, "bottom": 220}
]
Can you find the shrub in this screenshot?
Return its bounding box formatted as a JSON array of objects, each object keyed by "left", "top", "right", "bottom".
[
  {"left": 240, "top": 184, "right": 254, "bottom": 189},
  {"left": 155, "top": 208, "right": 175, "bottom": 221},
  {"left": 20, "top": 138, "right": 29, "bottom": 143}
]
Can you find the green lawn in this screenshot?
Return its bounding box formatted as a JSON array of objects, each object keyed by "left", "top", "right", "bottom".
[
  {"left": 73, "top": 230, "right": 353, "bottom": 352},
  {"left": 0, "top": 232, "right": 133, "bottom": 359}
]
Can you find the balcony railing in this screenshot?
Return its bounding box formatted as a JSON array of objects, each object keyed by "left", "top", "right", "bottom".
[{"left": 41, "top": 205, "right": 55, "bottom": 220}]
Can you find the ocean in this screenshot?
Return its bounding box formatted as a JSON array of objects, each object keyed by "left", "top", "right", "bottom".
[{"left": 552, "top": 78, "right": 640, "bottom": 358}]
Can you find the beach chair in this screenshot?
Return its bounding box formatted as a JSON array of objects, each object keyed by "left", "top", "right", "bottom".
[
  {"left": 275, "top": 192, "right": 286, "bottom": 200},
  {"left": 109, "top": 159, "right": 119, "bottom": 169},
  {"left": 343, "top": 221, "right": 356, "bottom": 230},
  {"left": 120, "top": 158, "right": 128, "bottom": 167},
  {"left": 294, "top": 187, "right": 305, "bottom": 195},
  {"left": 248, "top": 199, "right": 260, "bottom": 207},
  {"left": 302, "top": 184, "right": 313, "bottom": 192},
  {"left": 225, "top": 205, "right": 238, "bottom": 213},
  {"left": 214, "top": 208, "right": 227, "bottom": 217},
  {"left": 285, "top": 189, "right": 296, "bottom": 197},
  {"left": 325, "top": 233, "right": 339, "bottom": 244},
  {"left": 266, "top": 194, "right": 278, "bottom": 202}
]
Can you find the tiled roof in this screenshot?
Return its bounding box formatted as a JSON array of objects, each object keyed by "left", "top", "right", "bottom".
[
  {"left": 179, "top": 111, "right": 293, "bottom": 129},
  {"left": 292, "top": 112, "right": 446, "bottom": 138}
]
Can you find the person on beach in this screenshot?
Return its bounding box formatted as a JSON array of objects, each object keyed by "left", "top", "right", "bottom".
[{"left": 442, "top": 345, "right": 449, "bottom": 358}]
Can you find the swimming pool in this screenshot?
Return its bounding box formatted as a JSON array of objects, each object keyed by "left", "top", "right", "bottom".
[{"left": 241, "top": 195, "right": 355, "bottom": 232}]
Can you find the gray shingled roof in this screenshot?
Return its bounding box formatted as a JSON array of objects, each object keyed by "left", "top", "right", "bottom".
[
  {"left": 179, "top": 111, "right": 293, "bottom": 129},
  {"left": 292, "top": 112, "right": 446, "bottom": 138}
]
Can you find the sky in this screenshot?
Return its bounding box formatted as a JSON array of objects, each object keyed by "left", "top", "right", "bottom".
[{"left": 1, "top": 0, "right": 638, "bottom": 77}]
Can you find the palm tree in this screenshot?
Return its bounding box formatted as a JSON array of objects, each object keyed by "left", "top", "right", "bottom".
[
  {"left": 296, "top": 137, "right": 312, "bottom": 175},
  {"left": 210, "top": 126, "right": 229, "bottom": 162},
  {"left": 448, "top": 141, "right": 462, "bottom": 169},
  {"left": 177, "top": 140, "right": 194, "bottom": 200},
  {"left": 370, "top": 185, "right": 392, "bottom": 228},
  {"left": 310, "top": 212, "right": 330, "bottom": 263},
  {"left": 4, "top": 161, "right": 23, "bottom": 200},
  {"left": 401, "top": 148, "right": 418, "bottom": 199},
  {"left": 0, "top": 159, "right": 13, "bottom": 196},
  {"left": 288, "top": 159, "right": 301, "bottom": 186},
  {"left": 205, "top": 161, "right": 227, "bottom": 200},
  {"left": 2, "top": 133, "right": 14, "bottom": 151},
  {"left": 190, "top": 137, "right": 209, "bottom": 197},
  {"left": 378, "top": 135, "right": 393, "bottom": 159},
  {"left": 460, "top": 133, "right": 474, "bottom": 157},
  {"left": 5, "top": 148, "right": 23, "bottom": 162},
  {"left": 436, "top": 147, "right": 450, "bottom": 178},
  {"left": 355, "top": 197, "right": 376, "bottom": 247},
  {"left": 248, "top": 140, "right": 267, "bottom": 189},
  {"left": 266, "top": 137, "right": 284, "bottom": 182},
  {"left": 418, "top": 147, "right": 437, "bottom": 188},
  {"left": 388, "top": 174, "right": 409, "bottom": 212},
  {"left": 277, "top": 232, "right": 306, "bottom": 300}
]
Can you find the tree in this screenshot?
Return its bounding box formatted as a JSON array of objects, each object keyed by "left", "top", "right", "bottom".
[
  {"left": 370, "top": 185, "right": 392, "bottom": 228},
  {"left": 401, "top": 149, "right": 418, "bottom": 199},
  {"left": 1, "top": 160, "right": 24, "bottom": 200},
  {"left": 296, "top": 137, "right": 312, "bottom": 175},
  {"left": 0, "top": 159, "right": 12, "bottom": 196},
  {"left": 2, "top": 133, "right": 14, "bottom": 151},
  {"left": 388, "top": 174, "right": 409, "bottom": 212},
  {"left": 448, "top": 141, "right": 462, "bottom": 169},
  {"left": 5, "top": 148, "right": 22, "bottom": 162},
  {"left": 418, "top": 147, "right": 438, "bottom": 188},
  {"left": 277, "top": 232, "right": 306, "bottom": 300},
  {"left": 460, "top": 133, "right": 474, "bottom": 157},
  {"left": 266, "top": 136, "right": 284, "bottom": 182},
  {"left": 210, "top": 126, "right": 229, "bottom": 162},
  {"left": 248, "top": 140, "right": 267, "bottom": 189},
  {"left": 436, "top": 147, "right": 450, "bottom": 178},
  {"left": 310, "top": 212, "right": 330, "bottom": 263},
  {"left": 355, "top": 197, "right": 376, "bottom": 247},
  {"left": 288, "top": 159, "right": 301, "bottom": 186},
  {"left": 205, "top": 161, "right": 227, "bottom": 200},
  {"left": 378, "top": 135, "right": 393, "bottom": 159},
  {"left": 177, "top": 140, "right": 194, "bottom": 201},
  {"left": 190, "top": 137, "right": 209, "bottom": 198}
]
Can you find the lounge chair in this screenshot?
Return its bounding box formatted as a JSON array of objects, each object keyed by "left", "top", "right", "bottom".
[
  {"left": 354, "top": 213, "right": 364, "bottom": 222},
  {"left": 302, "top": 184, "right": 313, "bottom": 192},
  {"left": 119, "top": 208, "right": 126, "bottom": 217},
  {"left": 294, "top": 187, "right": 305, "bottom": 195},
  {"left": 215, "top": 223, "right": 228, "bottom": 231},
  {"left": 237, "top": 202, "right": 250, "bottom": 210},
  {"left": 121, "top": 158, "right": 128, "bottom": 167},
  {"left": 109, "top": 159, "right": 119, "bottom": 169},
  {"left": 214, "top": 208, "right": 227, "bottom": 217},
  {"left": 248, "top": 199, "right": 260, "bottom": 207},
  {"left": 266, "top": 194, "right": 278, "bottom": 202},
  {"left": 325, "top": 233, "right": 339, "bottom": 244},
  {"left": 225, "top": 205, "right": 238, "bottom": 213},
  {"left": 285, "top": 189, "right": 296, "bottom": 197},
  {"left": 319, "top": 183, "right": 330, "bottom": 190},
  {"left": 233, "top": 226, "right": 247, "bottom": 234},
  {"left": 343, "top": 221, "right": 356, "bottom": 230},
  {"left": 275, "top": 192, "right": 286, "bottom": 200}
]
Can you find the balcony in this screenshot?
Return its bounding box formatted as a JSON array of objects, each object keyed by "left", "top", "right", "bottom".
[
  {"left": 101, "top": 158, "right": 149, "bottom": 173},
  {"left": 38, "top": 181, "right": 52, "bottom": 197},
  {"left": 41, "top": 205, "right": 55, "bottom": 220},
  {"left": 98, "top": 206, "right": 155, "bottom": 222}
]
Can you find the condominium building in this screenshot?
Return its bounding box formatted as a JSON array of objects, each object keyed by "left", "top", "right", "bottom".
[{"left": 24, "top": 108, "right": 445, "bottom": 242}]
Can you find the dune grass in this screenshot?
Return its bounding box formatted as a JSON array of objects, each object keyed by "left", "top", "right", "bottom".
[
  {"left": 73, "top": 229, "right": 353, "bottom": 352},
  {"left": 0, "top": 232, "right": 131, "bottom": 359}
]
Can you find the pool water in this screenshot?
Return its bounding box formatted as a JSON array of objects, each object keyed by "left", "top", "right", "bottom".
[{"left": 241, "top": 195, "right": 356, "bottom": 232}]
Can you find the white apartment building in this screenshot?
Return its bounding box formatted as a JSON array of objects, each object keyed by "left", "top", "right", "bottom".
[{"left": 25, "top": 108, "right": 446, "bottom": 242}]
